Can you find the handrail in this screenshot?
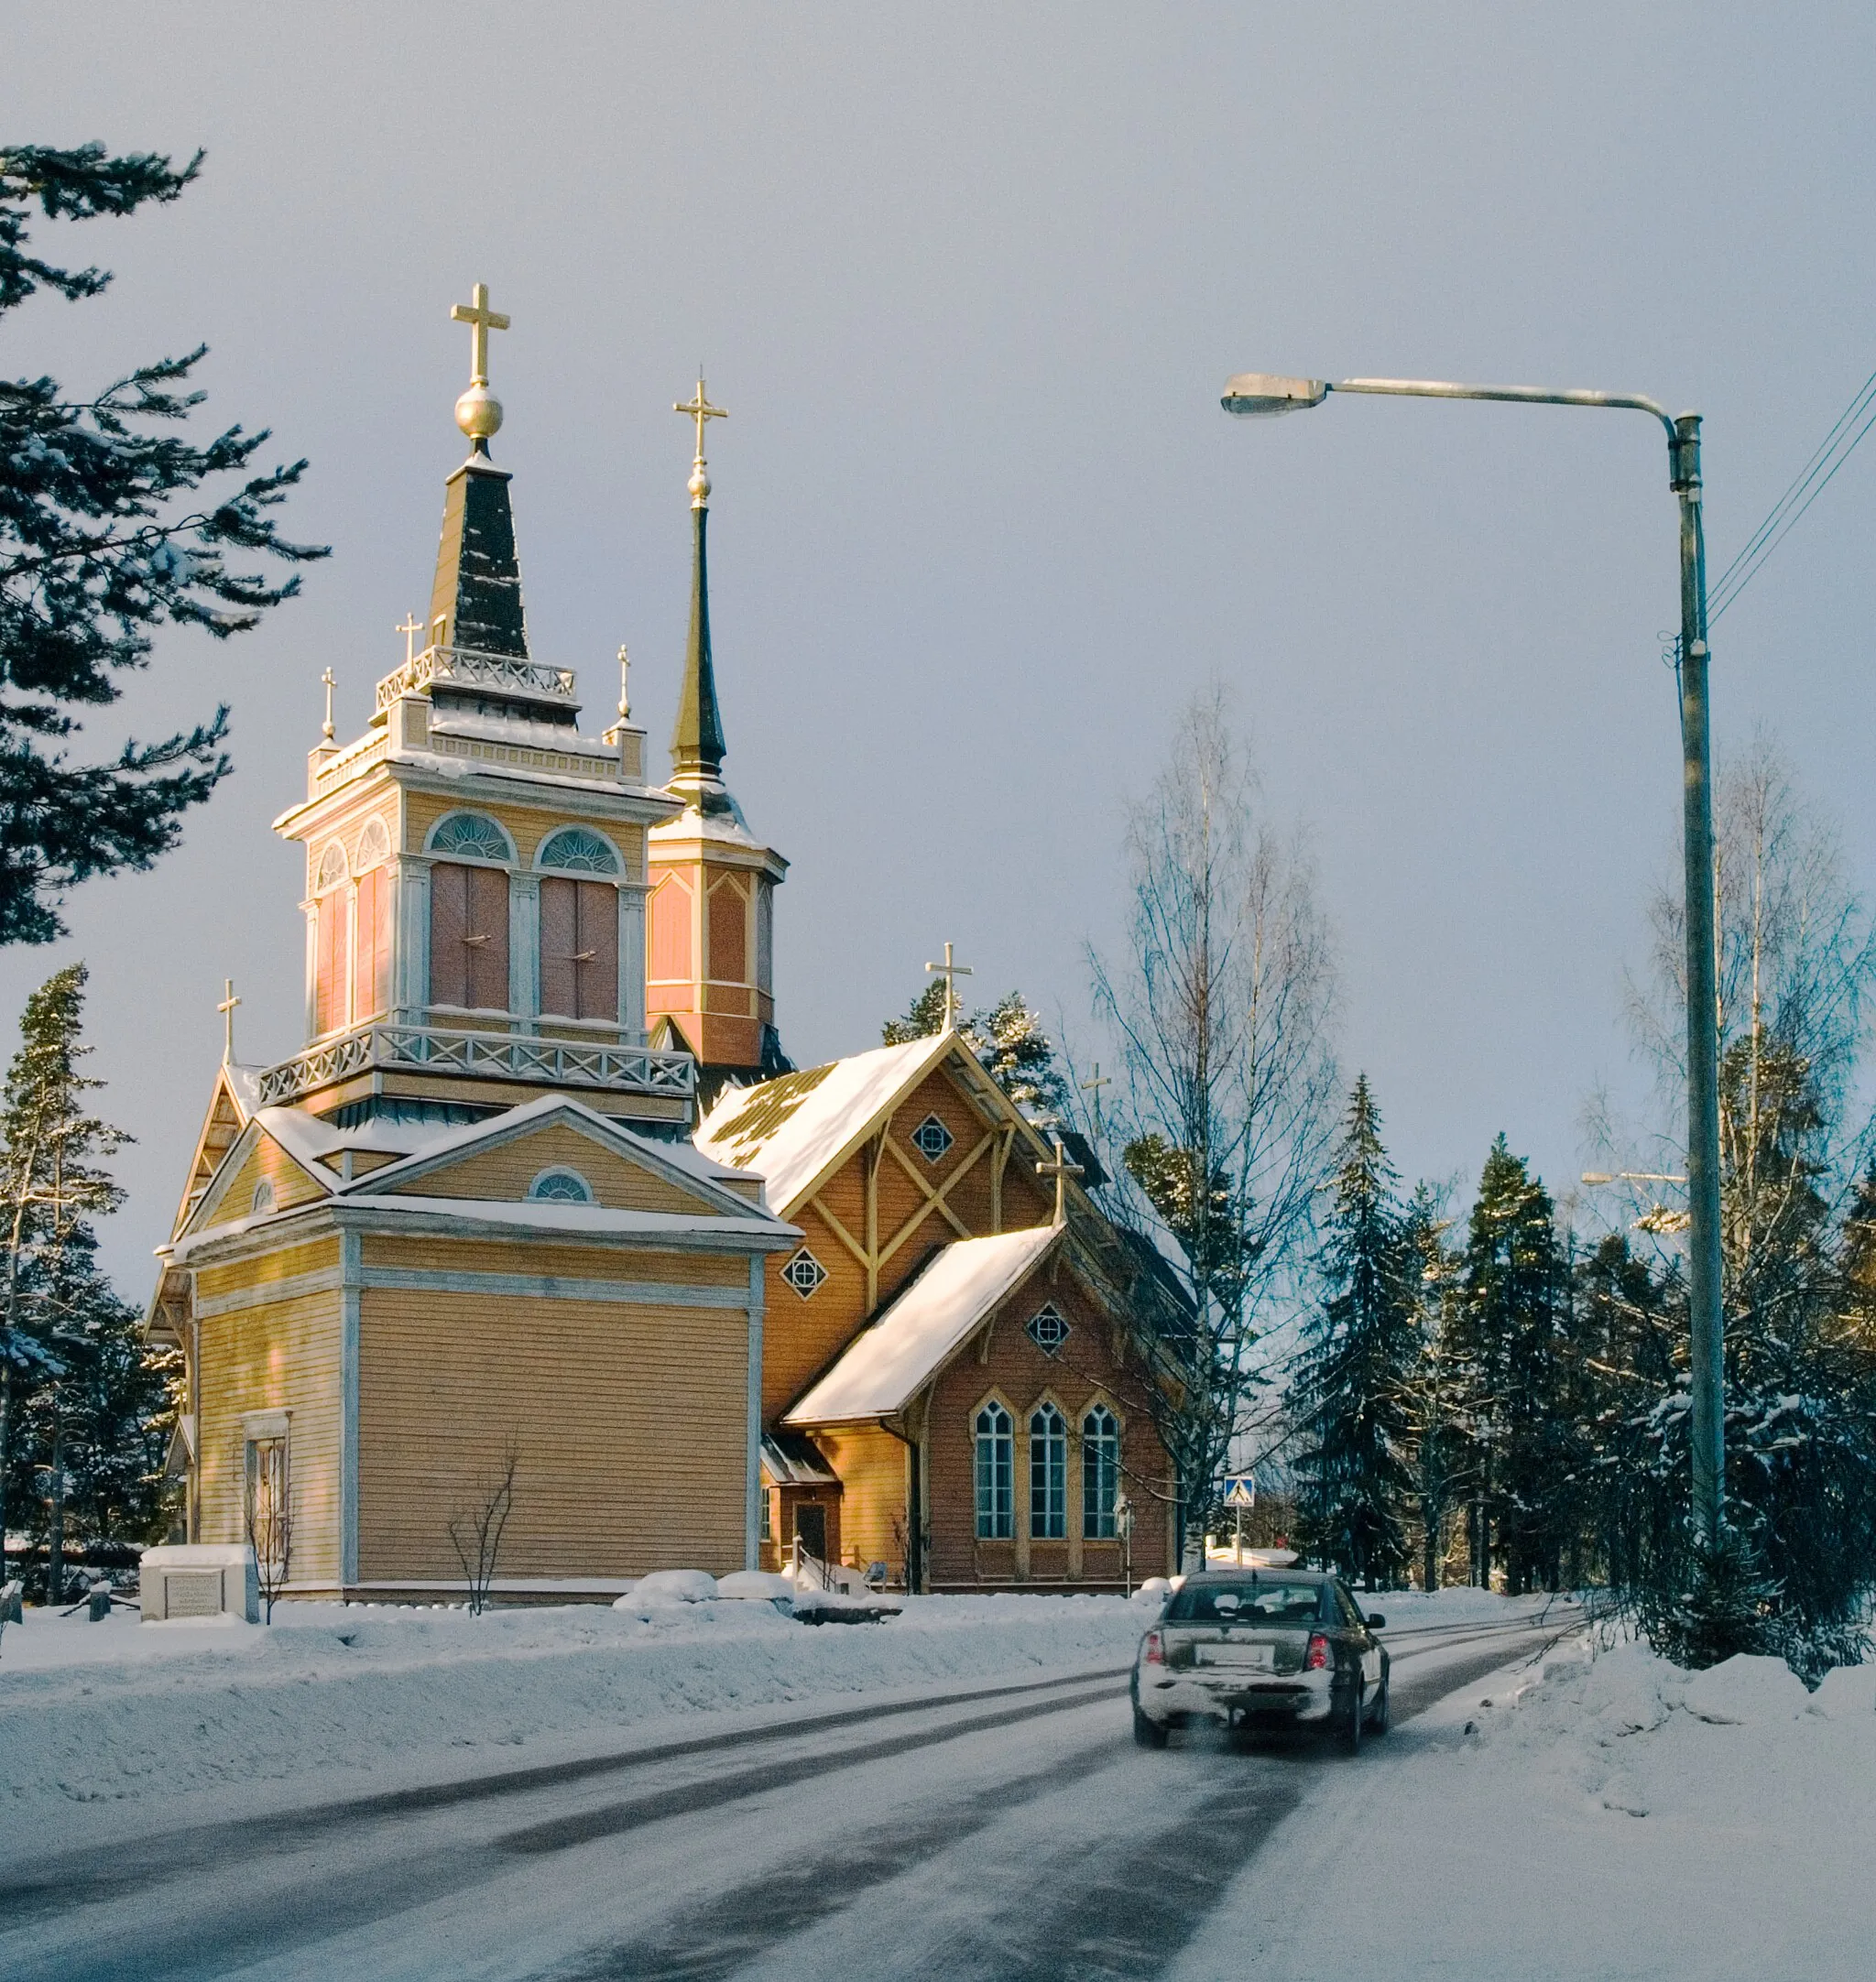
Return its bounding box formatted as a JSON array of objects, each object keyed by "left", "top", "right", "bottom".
[{"left": 375, "top": 644, "right": 578, "bottom": 715}]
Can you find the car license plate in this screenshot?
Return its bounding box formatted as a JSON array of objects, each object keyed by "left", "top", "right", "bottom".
[{"left": 1198, "top": 1643, "right": 1273, "bottom": 1670}]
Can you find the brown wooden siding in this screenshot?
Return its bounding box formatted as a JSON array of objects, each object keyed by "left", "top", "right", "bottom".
[{"left": 356, "top": 1287, "right": 749, "bottom": 1580}]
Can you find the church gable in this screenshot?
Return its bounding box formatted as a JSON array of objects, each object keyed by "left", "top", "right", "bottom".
[
  {"left": 185, "top": 1122, "right": 331, "bottom": 1237},
  {"left": 376, "top": 1115, "right": 741, "bottom": 1217},
  {"left": 173, "top": 1066, "right": 257, "bottom": 1238}
]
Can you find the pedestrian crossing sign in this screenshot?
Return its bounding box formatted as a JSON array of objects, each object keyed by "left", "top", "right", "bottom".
[{"left": 1223, "top": 1476, "right": 1256, "bottom": 1508}]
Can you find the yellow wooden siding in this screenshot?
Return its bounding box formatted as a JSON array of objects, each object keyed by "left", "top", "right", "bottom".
[
  {"left": 358, "top": 1233, "right": 747, "bottom": 1287},
  {"left": 196, "top": 1234, "right": 341, "bottom": 1304},
  {"left": 385, "top": 1122, "right": 724, "bottom": 1215},
  {"left": 192, "top": 1130, "right": 328, "bottom": 1235},
  {"left": 196, "top": 1283, "right": 344, "bottom": 1586},
  {"left": 356, "top": 1287, "right": 750, "bottom": 1580},
  {"left": 402, "top": 790, "right": 645, "bottom": 881},
  {"left": 808, "top": 1424, "right": 908, "bottom": 1574},
  {"left": 762, "top": 1199, "right": 872, "bottom": 1419}
]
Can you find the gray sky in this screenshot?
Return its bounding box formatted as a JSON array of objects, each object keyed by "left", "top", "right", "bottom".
[{"left": 6, "top": 4, "right": 1875, "bottom": 1292}]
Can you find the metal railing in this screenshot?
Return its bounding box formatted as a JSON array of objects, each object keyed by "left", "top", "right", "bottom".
[{"left": 255, "top": 1023, "right": 694, "bottom": 1107}]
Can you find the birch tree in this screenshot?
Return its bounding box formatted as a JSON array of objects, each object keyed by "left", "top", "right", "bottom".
[{"left": 1091, "top": 685, "right": 1338, "bottom": 1566}]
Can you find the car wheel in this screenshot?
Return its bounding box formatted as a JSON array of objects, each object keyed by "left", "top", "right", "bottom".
[
  {"left": 1339, "top": 1683, "right": 1363, "bottom": 1756},
  {"left": 1365, "top": 1672, "right": 1391, "bottom": 1736},
  {"left": 1133, "top": 1705, "right": 1169, "bottom": 1749}
]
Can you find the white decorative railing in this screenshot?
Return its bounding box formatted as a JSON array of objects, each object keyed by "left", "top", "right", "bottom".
[
  {"left": 255, "top": 1024, "right": 693, "bottom": 1107},
  {"left": 311, "top": 724, "right": 391, "bottom": 796},
  {"left": 375, "top": 645, "right": 577, "bottom": 716}
]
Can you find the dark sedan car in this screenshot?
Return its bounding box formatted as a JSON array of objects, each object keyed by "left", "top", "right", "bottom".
[{"left": 1130, "top": 1569, "right": 1391, "bottom": 1752}]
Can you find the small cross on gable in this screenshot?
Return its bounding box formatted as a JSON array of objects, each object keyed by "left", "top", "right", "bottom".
[
  {"left": 923, "top": 942, "right": 973, "bottom": 1031},
  {"left": 217, "top": 979, "right": 242, "bottom": 1066},
  {"left": 1036, "top": 1131, "right": 1084, "bottom": 1227}
]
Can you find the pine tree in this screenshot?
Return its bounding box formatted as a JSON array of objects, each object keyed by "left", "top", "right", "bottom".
[
  {"left": 0, "top": 144, "right": 326, "bottom": 942},
  {"left": 881, "top": 980, "right": 948, "bottom": 1044},
  {"left": 1288, "top": 1078, "right": 1420, "bottom": 1587},
  {"left": 0, "top": 964, "right": 161, "bottom": 1594},
  {"left": 1400, "top": 1183, "right": 1468, "bottom": 1591},
  {"left": 1448, "top": 1135, "right": 1569, "bottom": 1593}
]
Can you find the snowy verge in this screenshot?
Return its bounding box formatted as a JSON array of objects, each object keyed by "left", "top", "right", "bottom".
[
  {"left": 1169, "top": 1625, "right": 1876, "bottom": 1982},
  {"left": 0, "top": 1592, "right": 1146, "bottom": 1849}
]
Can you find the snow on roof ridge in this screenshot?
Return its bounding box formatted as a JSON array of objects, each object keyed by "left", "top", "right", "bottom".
[{"left": 784, "top": 1223, "right": 1062, "bottom": 1425}]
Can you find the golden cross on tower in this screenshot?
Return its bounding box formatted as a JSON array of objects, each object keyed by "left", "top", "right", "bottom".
[
  {"left": 1036, "top": 1131, "right": 1085, "bottom": 1227},
  {"left": 217, "top": 979, "right": 242, "bottom": 1066},
  {"left": 320, "top": 667, "right": 336, "bottom": 743},
  {"left": 451, "top": 281, "right": 509, "bottom": 386},
  {"left": 674, "top": 371, "right": 727, "bottom": 463},
  {"left": 397, "top": 613, "right": 423, "bottom": 666},
  {"left": 924, "top": 942, "right": 974, "bottom": 1030}
]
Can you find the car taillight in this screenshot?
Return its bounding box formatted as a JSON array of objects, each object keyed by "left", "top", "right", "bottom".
[
  {"left": 1142, "top": 1630, "right": 1165, "bottom": 1666},
  {"left": 1304, "top": 1633, "right": 1330, "bottom": 1672}
]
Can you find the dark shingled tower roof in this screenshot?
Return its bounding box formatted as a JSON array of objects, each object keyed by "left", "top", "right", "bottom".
[
  {"left": 670, "top": 500, "right": 726, "bottom": 785},
  {"left": 428, "top": 446, "right": 529, "bottom": 659}
]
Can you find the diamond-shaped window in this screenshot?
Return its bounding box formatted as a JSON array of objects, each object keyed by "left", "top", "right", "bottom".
[
  {"left": 911, "top": 1114, "right": 954, "bottom": 1162},
  {"left": 1026, "top": 1305, "right": 1071, "bottom": 1356},
  {"left": 782, "top": 1248, "right": 828, "bottom": 1299}
]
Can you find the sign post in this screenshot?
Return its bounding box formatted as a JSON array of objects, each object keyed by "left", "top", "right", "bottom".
[{"left": 1223, "top": 1476, "right": 1256, "bottom": 1566}]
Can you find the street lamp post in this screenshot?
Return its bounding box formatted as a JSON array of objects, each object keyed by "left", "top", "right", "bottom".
[{"left": 1223, "top": 372, "right": 1724, "bottom": 1548}]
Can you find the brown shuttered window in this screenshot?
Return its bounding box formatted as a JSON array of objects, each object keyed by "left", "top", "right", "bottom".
[
  {"left": 708, "top": 876, "right": 747, "bottom": 985},
  {"left": 315, "top": 891, "right": 348, "bottom": 1035},
  {"left": 430, "top": 862, "right": 510, "bottom": 1010},
  {"left": 353, "top": 866, "right": 391, "bottom": 1020},
  {"left": 540, "top": 877, "right": 619, "bottom": 1021},
  {"left": 649, "top": 876, "right": 691, "bottom": 982}
]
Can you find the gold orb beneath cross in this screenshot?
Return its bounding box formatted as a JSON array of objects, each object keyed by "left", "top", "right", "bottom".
[{"left": 455, "top": 382, "right": 503, "bottom": 442}]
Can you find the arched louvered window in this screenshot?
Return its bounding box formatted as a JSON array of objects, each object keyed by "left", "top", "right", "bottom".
[
  {"left": 537, "top": 826, "right": 620, "bottom": 875},
  {"left": 314, "top": 842, "right": 350, "bottom": 1036},
  {"left": 975, "top": 1401, "right": 1013, "bottom": 1540},
  {"left": 528, "top": 1168, "right": 594, "bottom": 1203},
  {"left": 1082, "top": 1405, "right": 1119, "bottom": 1540},
  {"left": 427, "top": 811, "right": 513, "bottom": 862},
  {"left": 352, "top": 820, "right": 393, "bottom": 1022},
  {"left": 1030, "top": 1403, "right": 1067, "bottom": 1540},
  {"left": 540, "top": 876, "right": 619, "bottom": 1022}
]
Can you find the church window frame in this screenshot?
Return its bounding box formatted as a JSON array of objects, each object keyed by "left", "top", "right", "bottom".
[
  {"left": 250, "top": 1180, "right": 276, "bottom": 1217},
  {"left": 243, "top": 1416, "right": 291, "bottom": 1584},
  {"left": 527, "top": 1166, "right": 594, "bottom": 1203},
  {"left": 425, "top": 811, "right": 515, "bottom": 865},
  {"left": 911, "top": 1114, "right": 954, "bottom": 1163},
  {"left": 1025, "top": 1303, "right": 1071, "bottom": 1356},
  {"left": 1082, "top": 1404, "right": 1120, "bottom": 1540},
  {"left": 536, "top": 825, "right": 621, "bottom": 877},
  {"left": 354, "top": 817, "right": 392, "bottom": 871},
  {"left": 1029, "top": 1401, "right": 1068, "bottom": 1541},
  {"left": 781, "top": 1247, "right": 828, "bottom": 1299},
  {"left": 315, "top": 841, "right": 350, "bottom": 893},
  {"left": 974, "top": 1399, "right": 1014, "bottom": 1540}
]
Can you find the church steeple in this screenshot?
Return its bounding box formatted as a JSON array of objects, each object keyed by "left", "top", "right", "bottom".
[
  {"left": 669, "top": 375, "right": 729, "bottom": 806},
  {"left": 428, "top": 283, "right": 529, "bottom": 659}
]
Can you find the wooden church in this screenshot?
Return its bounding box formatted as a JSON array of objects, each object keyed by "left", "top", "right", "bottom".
[{"left": 150, "top": 287, "right": 1177, "bottom": 1601}]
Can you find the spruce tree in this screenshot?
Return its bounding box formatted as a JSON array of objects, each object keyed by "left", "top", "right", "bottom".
[
  {"left": 1288, "top": 1078, "right": 1420, "bottom": 1587},
  {"left": 1448, "top": 1136, "right": 1569, "bottom": 1593},
  {"left": 881, "top": 982, "right": 1068, "bottom": 1114},
  {"left": 0, "top": 144, "right": 326, "bottom": 942},
  {"left": 0, "top": 964, "right": 157, "bottom": 1594},
  {"left": 1401, "top": 1183, "right": 1468, "bottom": 1590}
]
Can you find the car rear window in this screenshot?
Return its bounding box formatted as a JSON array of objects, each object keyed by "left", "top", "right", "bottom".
[{"left": 1164, "top": 1578, "right": 1326, "bottom": 1624}]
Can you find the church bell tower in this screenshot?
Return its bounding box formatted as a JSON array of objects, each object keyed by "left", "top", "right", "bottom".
[{"left": 645, "top": 377, "right": 790, "bottom": 1100}]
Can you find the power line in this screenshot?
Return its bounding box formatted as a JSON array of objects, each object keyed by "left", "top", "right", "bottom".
[{"left": 1708, "top": 367, "right": 1876, "bottom": 623}]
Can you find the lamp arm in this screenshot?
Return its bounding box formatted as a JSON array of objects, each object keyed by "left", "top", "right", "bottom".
[{"left": 1330, "top": 377, "right": 1676, "bottom": 440}]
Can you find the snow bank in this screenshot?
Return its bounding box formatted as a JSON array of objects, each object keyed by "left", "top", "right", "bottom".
[
  {"left": 0, "top": 1591, "right": 1146, "bottom": 1846},
  {"left": 1171, "top": 1626, "right": 1876, "bottom": 1982}
]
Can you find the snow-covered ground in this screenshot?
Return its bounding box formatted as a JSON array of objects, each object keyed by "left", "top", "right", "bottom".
[
  {"left": 1170, "top": 1623, "right": 1876, "bottom": 1982},
  {"left": 0, "top": 1588, "right": 1151, "bottom": 1851}
]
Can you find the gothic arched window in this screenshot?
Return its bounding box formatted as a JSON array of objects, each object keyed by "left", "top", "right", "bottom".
[
  {"left": 1082, "top": 1405, "right": 1119, "bottom": 1540},
  {"left": 1030, "top": 1403, "right": 1067, "bottom": 1540},
  {"left": 975, "top": 1401, "right": 1013, "bottom": 1540}
]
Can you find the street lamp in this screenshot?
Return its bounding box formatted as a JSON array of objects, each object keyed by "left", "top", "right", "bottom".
[{"left": 1224, "top": 369, "right": 1725, "bottom": 1548}]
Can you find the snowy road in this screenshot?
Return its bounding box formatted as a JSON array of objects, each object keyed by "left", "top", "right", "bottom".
[{"left": 1, "top": 1607, "right": 1576, "bottom": 1982}]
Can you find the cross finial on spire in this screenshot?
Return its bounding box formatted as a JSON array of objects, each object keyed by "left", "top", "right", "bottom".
[
  {"left": 320, "top": 667, "right": 336, "bottom": 743},
  {"left": 924, "top": 942, "right": 974, "bottom": 1030},
  {"left": 451, "top": 281, "right": 510, "bottom": 386},
  {"left": 674, "top": 371, "right": 726, "bottom": 508},
  {"left": 217, "top": 979, "right": 242, "bottom": 1066},
  {"left": 1080, "top": 1062, "right": 1113, "bottom": 1141},
  {"left": 397, "top": 613, "right": 422, "bottom": 666},
  {"left": 1036, "top": 1131, "right": 1085, "bottom": 1226}
]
